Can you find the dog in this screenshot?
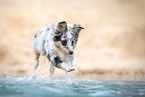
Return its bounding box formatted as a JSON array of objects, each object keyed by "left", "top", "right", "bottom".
[{"left": 31, "top": 21, "right": 84, "bottom": 82}]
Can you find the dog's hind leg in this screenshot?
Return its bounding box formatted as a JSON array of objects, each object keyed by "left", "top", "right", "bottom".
[
  {"left": 32, "top": 52, "right": 40, "bottom": 78},
  {"left": 50, "top": 64, "right": 55, "bottom": 75}
]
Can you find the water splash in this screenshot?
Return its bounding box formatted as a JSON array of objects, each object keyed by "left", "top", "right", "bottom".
[{"left": 0, "top": 76, "right": 145, "bottom": 97}]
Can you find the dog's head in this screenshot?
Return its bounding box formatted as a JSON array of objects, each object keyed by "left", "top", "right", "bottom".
[{"left": 56, "top": 21, "right": 84, "bottom": 55}]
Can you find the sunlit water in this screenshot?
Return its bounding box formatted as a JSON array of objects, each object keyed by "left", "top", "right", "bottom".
[{"left": 0, "top": 76, "right": 145, "bottom": 97}]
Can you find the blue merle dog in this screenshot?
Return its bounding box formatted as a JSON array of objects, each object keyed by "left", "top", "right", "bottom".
[{"left": 31, "top": 21, "right": 84, "bottom": 81}]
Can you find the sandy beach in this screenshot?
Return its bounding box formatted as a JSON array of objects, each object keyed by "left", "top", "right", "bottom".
[{"left": 0, "top": 0, "right": 145, "bottom": 80}]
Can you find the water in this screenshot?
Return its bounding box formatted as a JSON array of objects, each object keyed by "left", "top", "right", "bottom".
[{"left": 0, "top": 76, "right": 145, "bottom": 97}]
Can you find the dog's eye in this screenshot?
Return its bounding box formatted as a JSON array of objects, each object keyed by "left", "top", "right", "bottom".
[
  {"left": 72, "top": 41, "right": 74, "bottom": 46},
  {"left": 61, "top": 40, "right": 67, "bottom": 46}
]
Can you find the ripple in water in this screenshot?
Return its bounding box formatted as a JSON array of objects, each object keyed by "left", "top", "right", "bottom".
[{"left": 0, "top": 76, "right": 145, "bottom": 97}]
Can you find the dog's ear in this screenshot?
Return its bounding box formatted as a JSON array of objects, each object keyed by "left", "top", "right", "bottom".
[
  {"left": 73, "top": 24, "right": 84, "bottom": 35},
  {"left": 56, "top": 21, "right": 67, "bottom": 33}
]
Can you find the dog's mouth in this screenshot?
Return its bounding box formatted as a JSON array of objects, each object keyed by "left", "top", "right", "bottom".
[
  {"left": 68, "top": 52, "right": 74, "bottom": 56},
  {"left": 68, "top": 54, "right": 73, "bottom": 56},
  {"left": 66, "top": 50, "right": 74, "bottom": 56},
  {"left": 62, "top": 47, "right": 74, "bottom": 56}
]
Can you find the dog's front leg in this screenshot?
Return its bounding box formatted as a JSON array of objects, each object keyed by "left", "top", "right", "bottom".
[
  {"left": 65, "top": 71, "right": 72, "bottom": 84},
  {"left": 60, "top": 62, "right": 75, "bottom": 72},
  {"left": 48, "top": 53, "right": 74, "bottom": 72}
]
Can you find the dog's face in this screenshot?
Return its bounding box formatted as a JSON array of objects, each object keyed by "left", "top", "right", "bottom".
[{"left": 56, "top": 21, "right": 84, "bottom": 55}]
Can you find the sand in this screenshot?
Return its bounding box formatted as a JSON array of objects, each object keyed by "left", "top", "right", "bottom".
[{"left": 0, "top": 0, "right": 145, "bottom": 80}]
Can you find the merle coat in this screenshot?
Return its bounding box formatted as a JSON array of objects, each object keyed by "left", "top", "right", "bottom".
[{"left": 31, "top": 21, "right": 84, "bottom": 78}]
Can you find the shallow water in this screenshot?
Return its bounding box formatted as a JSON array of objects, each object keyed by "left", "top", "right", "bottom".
[{"left": 0, "top": 76, "right": 145, "bottom": 97}]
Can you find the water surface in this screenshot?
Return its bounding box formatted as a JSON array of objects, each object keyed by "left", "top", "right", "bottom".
[{"left": 0, "top": 76, "right": 145, "bottom": 97}]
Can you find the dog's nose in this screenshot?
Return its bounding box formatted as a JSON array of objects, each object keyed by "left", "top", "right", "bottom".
[{"left": 69, "top": 51, "right": 73, "bottom": 55}]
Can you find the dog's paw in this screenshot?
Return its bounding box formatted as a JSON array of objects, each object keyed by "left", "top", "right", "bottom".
[
  {"left": 31, "top": 74, "right": 36, "bottom": 79},
  {"left": 61, "top": 63, "right": 75, "bottom": 72},
  {"left": 68, "top": 67, "right": 75, "bottom": 72},
  {"left": 65, "top": 66, "right": 75, "bottom": 72}
]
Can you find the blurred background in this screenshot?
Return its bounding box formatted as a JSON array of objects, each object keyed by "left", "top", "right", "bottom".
[{"left": 0, "top": 0, "right": 145, "bottom": 79}]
